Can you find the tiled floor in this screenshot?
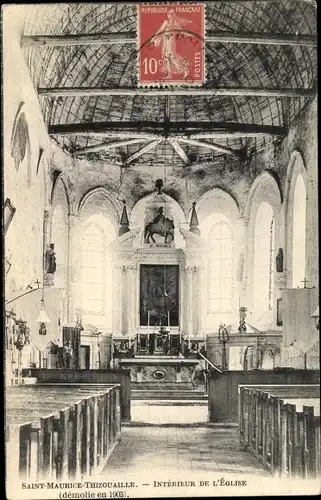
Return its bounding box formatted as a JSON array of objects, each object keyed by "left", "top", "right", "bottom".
[{"left": 102, "top": 404, "right": 270, "bottom": 477}]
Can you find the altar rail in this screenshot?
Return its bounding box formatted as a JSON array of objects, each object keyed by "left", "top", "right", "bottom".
[
  {"left": 23, "top": 368, "right": 131, "bottom": 421},
  {"left": 6, "top": 384, "right": 121, "bottom": 481},
  {"left": 238, "top": 384, "right": 320, "bottom": 478},
  {"left": 209, "top": 369, "right": 320, "bottom": 422}
]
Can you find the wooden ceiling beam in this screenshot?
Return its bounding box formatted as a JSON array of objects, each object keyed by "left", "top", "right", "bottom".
[
  {"left": 168, "top": 138, "right": 189, "bottom": 164},
  {"left": 48, "top": 122, "right": 287, "bottom": 136},
  {"left": 178, "top": 137, "right": 242, "bottom": 157},
  {"left": 126, "top": 140, "right": 162, "bottom": 164},
  {"left": 73, "top": 138, "right": 150, "bottom": 155},
  {"left": 21, "top": 31, "right": 316, "bottom": 47},
  {"left": 39, "top": 86, "right": 315, "bottom": 98}
]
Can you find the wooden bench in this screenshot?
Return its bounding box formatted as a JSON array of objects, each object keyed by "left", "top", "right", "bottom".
[
  {"left": 6, "top": 383, "right": 121, "bottom": 481},
  {"left": 238, "top": 384, "right": 320, "bottom": 478}
]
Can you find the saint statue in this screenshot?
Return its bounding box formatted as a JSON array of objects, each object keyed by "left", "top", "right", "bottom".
[
  {"left": 45, "top": 243, "right": 56, "bottom": 274},
  {"left": 275, "top": 248, "right": 284, "bottom": 273}
]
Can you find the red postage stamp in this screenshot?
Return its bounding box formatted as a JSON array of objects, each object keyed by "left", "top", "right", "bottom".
[{"left": 137, "top": 4, "right": 205, "bottom": 86}]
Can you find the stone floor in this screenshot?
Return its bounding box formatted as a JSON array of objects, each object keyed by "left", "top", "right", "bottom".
[
  {"left": 102, "top": 404, "right": 270, "bottom": 478},
  {"left": 103, "top": 426, "right": 270, "bottom": 476}
]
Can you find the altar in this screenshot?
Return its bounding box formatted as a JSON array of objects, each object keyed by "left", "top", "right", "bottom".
[{"left": 118, "top": 355, "right": 199, "bottom": 384}]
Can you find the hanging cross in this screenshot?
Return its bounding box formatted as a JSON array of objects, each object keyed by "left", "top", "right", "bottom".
[
  {"left": 35, "top": 279, "right": 41, "bottom": 288},
  {"left": 301, "top": 278, "right": 309, "bottom": 288}
]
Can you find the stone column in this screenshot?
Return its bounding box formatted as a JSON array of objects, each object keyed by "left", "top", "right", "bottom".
[
  {"left": 241, "top": 217, "right": 250, "bottom": 308},
  {"left": 197, "top": 265, "right": 206, "bottom": 334},
  {"left": 121, "top": 266, "right": 127, "bottom": 335},
  {"left": 127, "top": 265, "right": 137, "bottom": 336},
  {"left": 112, "top": 265, "right": 122, "bottom": 335},
  {"left": 67, "top": 214, "right": 81, "bottom": 323},
  {"left": 186, "top": 265, "right": 195, "bottom": 342}
]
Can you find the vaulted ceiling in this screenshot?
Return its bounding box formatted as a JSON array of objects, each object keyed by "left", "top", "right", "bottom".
[{"left": 21, "top": 1, "right": 317, "bottom": 170}]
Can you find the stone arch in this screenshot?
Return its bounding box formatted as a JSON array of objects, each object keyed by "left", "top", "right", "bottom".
[
  {"left": 197, "top": 188, "right": 240, "bottom": 241},
  {"left": 245, "top": 171, "right": 282, "bottom": 316},
  {"left": 51, "top": 174, "right": 71, "bottom": 215},
  {"left": 283, "top": 150, "right": 308, "bottom": 287},
  {"left": 78, "top": 187, "right": 121, "bottom": 231}
]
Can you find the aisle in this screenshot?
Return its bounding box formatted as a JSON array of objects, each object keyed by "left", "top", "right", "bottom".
[{"left": 102, "top": 404, "right": 270, "bottom": 477}]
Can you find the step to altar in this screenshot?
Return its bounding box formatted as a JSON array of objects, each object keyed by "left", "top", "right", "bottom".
[{"left": 131, "top": 389, "right": 207, "bottom": 400}]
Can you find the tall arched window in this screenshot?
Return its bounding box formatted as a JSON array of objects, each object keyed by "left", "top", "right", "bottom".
[
  {"left": 81, "top": 224, "right": 106, "bottom": 316},
  {"left": 80, "top": 215, "right": 116, "bottom": 327},
  {"left": 207, "top": 220, "right": 233, "bottom": 313},
  {"left": 254, "top": 202, "right": 275, "bottom": 316},
  {"left": 292, "top": 174, "right": 306, "bottom": 288}
]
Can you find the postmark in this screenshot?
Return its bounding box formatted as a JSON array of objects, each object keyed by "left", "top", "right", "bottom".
[{"left": 137, "top": 3, "right": 205, "bottom": 86}]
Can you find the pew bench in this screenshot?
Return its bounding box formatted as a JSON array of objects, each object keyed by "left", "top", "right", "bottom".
[
  {"left": 238, "top": 384, "right": 320, "bottom": 479},
  {"left": 6, "top": 383, "right": 121, "bottom": 482}
]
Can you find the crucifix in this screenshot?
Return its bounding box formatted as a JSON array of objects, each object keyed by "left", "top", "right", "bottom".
[
  {"left": 35, "top": 279, "right": 41, "bottom": 289},
  {"left": 301, "top": 278, "right": 309, "bottom": 288}
]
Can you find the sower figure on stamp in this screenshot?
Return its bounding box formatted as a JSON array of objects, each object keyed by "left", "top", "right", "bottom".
[{"left": 152, "top": 9, "right": 193, "bottom": 79}]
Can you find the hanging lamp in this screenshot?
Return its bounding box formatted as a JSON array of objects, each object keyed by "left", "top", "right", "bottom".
[{"left": 36, "top": 291, "right": 51, "bottom": 335}]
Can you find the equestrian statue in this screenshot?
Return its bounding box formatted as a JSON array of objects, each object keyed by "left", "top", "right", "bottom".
[{"left": 144, "top": 207, "right": 175, "bottom": 244}]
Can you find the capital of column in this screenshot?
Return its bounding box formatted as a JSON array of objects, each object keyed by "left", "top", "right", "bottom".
[
  {"left": 185, "top": 265, "right": 197, "bottom": 273},
  {"left": 44, "top": 209, "right": 50, "bottom": 221}
]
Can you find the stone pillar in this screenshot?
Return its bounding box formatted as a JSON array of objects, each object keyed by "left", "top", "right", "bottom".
[
  {"left": 126, "top": 265, "right": 137, "bottom": 337},
  {"left": 197, "top": 265, "right": 206, "bottom": 334},
  {"left": 67, "top": 214, "right": 81, "bottom": 324},
  {"left": 112, "top": 265, "right": 122, "bottom": 335},
  {"left": 121, "top": 266, "right": 127, "bottom": 335},
  {"left": 98, "top": 333, "right": 112, "bottom": 369},
  {"left": 186, "top": 266, "right": 195, "bottom": 341},
  {"left": 241, "top": 217, "right": 250, "bottom": 308}
]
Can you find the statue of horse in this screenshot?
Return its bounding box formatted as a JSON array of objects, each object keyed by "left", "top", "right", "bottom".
[{"left": 144, "top": 217, "right": 175, "bottom": 244}]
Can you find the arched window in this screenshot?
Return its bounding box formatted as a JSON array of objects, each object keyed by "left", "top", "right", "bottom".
[
  {"left": 80, "top": 215, "right": 116, "bottom": 327},
  {"left": 207, "top": 220, "right": 233, "bottom": 313},
  {"left": 81, "top": 224, "right": 106, "bottom": 316},
  {"left": 292, "top": 174, "right": 306, "bottom": 288},
  {"left": 254, "top": 202, "right": 275, "bottom": 316}
]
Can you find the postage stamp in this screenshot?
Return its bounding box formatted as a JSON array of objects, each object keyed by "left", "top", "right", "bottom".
[{"left": 137, "top": 3, "right": 205, "bottom": 86}]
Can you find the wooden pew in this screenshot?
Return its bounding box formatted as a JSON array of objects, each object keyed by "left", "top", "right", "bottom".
[
  {"left": 238, "top": 384, "right": 320, "bottom": 478},
  {"left": 5, "top": 384, "right": 121, "bottom": 482}
]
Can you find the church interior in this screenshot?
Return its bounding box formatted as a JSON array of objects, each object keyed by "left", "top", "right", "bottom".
[{"left": 3, "top": 1, "right": 320, "bottom": 492}]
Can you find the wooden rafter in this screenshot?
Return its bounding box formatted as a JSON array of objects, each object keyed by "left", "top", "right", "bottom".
[
  {"left": 126, "top": 140, "right": 162, "bottom": 164},
  {"left": 39, "top": 86, "right": 316, "bottom": 98},
  {"left": 168, "top": 138, "right": 189, "bottom": 164},
  {"left": 48, "top": 122, "right": 287, "bottom": 136},
  {"left": 73, "top": 138, "right": 150, "bottom": 155},
  {"left": 21, "top": 31, "right": 317, "bottom": 47},
  {"left": 178, "top": 138, "right": 242, "bottom": 157}
]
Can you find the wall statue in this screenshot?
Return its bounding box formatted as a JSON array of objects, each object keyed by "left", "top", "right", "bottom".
[
  {"left": 45, "top": 243, "right": 56, "bottom": 274},
  {"left": 144, "top": 207, "right": 175, "bottom": 244},
  {"left": 275, "top": 247, "right": 284, "bottom": 273}
]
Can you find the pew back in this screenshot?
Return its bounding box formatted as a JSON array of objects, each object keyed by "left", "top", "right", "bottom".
[
  {"left": 6, "top": 383, "right": 121, "bottom": 482},
  {"left": 238, "top": 384, "right": 320, "bottom": 478}
]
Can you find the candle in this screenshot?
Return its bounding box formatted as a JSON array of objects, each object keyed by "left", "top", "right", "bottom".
[
  {"left": 147, "top": 310, "right": 150, "bottom": 328},
  {"left": 168, "top": 311, "right": 170, "bottom": 328}
]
